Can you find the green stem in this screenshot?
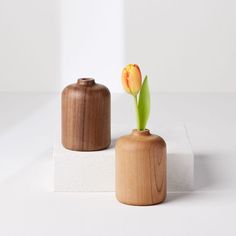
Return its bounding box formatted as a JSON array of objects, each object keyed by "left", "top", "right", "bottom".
[{"left": 133, "top": 95, "right": 140, "bottom": 130}]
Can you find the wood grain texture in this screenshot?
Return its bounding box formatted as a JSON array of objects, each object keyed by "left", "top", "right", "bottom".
[
  {"left": 115, "top": 129, "right": 166, "bottom": 206},
  {"left": 62, "top": 78, "right": 110, "bottom": 151}
]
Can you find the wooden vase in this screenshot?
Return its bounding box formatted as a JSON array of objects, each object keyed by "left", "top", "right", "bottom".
[
  {"left": 115, "top": 129, "right": 167, "bottom": 206},
  {"left": 61, "top": 78, "right": 110, "bottom": 151}
]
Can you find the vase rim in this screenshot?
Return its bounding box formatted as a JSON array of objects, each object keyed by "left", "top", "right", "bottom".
[
  {"left": 77, "top": 78, "right": 95, "bottom": 86},
  {"left": 132, "top": 129, "right": 150, "bottom": 136}
]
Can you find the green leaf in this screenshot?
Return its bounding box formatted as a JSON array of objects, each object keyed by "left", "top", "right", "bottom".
[{"left": 138, "top": 76, "right": 150, "bottom": 130}]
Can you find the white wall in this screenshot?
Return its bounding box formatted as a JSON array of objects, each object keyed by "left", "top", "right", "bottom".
[
  {"left": 61, "top": 0, "right": 124, "bottom": 93},
  {"left": 124, "top": 0, "right": 236, "bottom": 93},
  {"left": 1, "top": 0, "right": 236, "bottom": 92},
  {"left": 0, "top": 0, "right": 60, "bottom": 92}
]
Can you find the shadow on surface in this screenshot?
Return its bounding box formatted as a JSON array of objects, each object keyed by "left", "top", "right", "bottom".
[
  {"left": 166, "top": 192, "right": 193, "bottom": 203},
  {"left": 0, "top": 93, "right": 57, "bottom": 135},
  {"left": 1, "top": 148, "right": 53, "bottom": 192},
  {"left": 194, "top": 153, "right": 217, "bottom": 190}
]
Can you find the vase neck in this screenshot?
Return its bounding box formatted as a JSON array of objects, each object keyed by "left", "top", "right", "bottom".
[
  {"left": 77, "top": 78, "right": 95, "bottom": 86},
  {"left": 132, "top": 129, "right": 150, "bottom": 136}
]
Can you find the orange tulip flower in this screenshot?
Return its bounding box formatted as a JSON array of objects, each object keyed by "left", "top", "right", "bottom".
[{"left": 121, "top": 64, "right": 142, "bottom": 96}]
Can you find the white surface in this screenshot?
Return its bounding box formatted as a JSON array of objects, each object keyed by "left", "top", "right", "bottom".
[
  {"left": 54, "top": 125, "right": 193, "bottom": 192},
  {"left": 0, "top": 92, "right": 236, "bottom": 236},
  {"left": 1, "top": 1, "right": 236, "bottom": 92}
]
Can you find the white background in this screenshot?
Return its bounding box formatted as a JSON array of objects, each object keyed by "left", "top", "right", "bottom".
[{"left": 1, "top": 0, "right": 236, "bottom": 92}]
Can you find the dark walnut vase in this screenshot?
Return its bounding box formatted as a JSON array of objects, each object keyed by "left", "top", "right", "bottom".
[
  {"left": 62, "top": 78, "right": 110, "bottom": 151},
  {"left": 115, "top": 129, "right": 167, "bottom": 206}
]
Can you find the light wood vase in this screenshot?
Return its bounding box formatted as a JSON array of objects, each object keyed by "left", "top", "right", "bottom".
[
  {"left": 115, "top": 129, "right": 167, "bottom": 206},
  {"left": 62, "top": 78, "right": 110, "bottom": 151}
]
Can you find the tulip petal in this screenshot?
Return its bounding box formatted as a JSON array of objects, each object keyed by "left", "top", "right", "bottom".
[
  {"left": 121, "top": 68, "right": 131, "bottom": 94},
  {"left": 121, "top": 64, "right": 142, "bottom": 95}
]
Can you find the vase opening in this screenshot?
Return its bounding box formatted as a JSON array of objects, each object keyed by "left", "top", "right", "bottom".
[
  {"left": 77, "top": 78, "right": 95, "bottom": 86},
  {"left": 132, "top": 129, "right": 150, "bottom": 136}
]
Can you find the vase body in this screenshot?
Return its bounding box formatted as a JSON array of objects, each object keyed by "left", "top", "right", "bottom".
[
  {"left": 115, "top": 129, "right": 167, "bottom": 206},
  {"left": 62, "top": 78, "right": 110, "bottom": 151}
]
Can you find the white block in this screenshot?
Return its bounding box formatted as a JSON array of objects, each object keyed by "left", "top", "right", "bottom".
[{"left": 53, "top": 125, "right": 194, "bottom": 192}]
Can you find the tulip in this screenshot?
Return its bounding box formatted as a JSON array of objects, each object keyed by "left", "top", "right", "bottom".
[
  {"left": 121, "top": 64, "right": 150, "bottom": 131},
  {"left": 121, "top": 64, "right": 142, "bottom": 96}
]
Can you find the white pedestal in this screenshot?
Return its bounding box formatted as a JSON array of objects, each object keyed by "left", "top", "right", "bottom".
[{"left": 53, "top": 125, "right": 194, "bottom": 192}]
